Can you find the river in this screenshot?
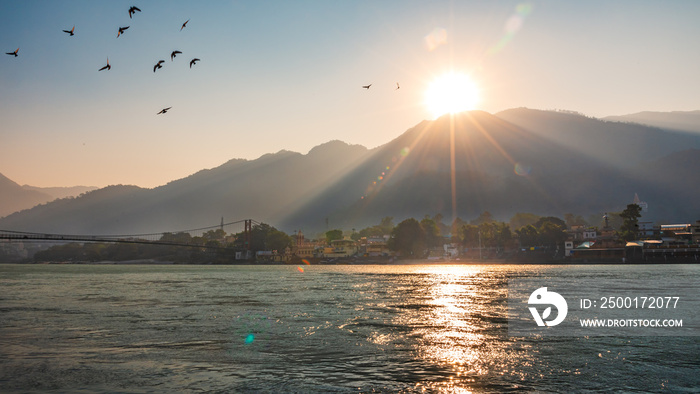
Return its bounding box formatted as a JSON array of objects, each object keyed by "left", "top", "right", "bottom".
[{"left": 1, "top": 263, "right": 698, "bottom": 392}]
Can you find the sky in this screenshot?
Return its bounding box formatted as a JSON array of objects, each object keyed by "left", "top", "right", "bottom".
[{"left": 2, "top": 0, "right": 699, "bottom": 189}]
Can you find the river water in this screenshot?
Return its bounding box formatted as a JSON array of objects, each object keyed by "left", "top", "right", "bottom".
[{"left": 1, "top": 263, "right": 698, "bottom": 393}]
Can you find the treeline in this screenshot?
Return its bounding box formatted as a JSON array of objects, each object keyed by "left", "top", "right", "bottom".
[
  {"left": 32, "top": 205, "right": 643, "bottom": 262},
  {"left": 34, "top": 223, "right": 292, "bottom": 264}
]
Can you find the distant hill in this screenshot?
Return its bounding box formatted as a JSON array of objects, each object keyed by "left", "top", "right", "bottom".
[
  {"left": 21, "top": 185, "right": 97, "bottom": 200},
  {"left": 0, "top": 173, "right": 97, "bottom": 218},
  {"left": 0, "top": 173, "right": 52, "bottom": 218},
  {"left": 1, "top": 109, "right": 698, "bottom": 235},
  {"left": 0, "top": 141, "right": 370, "bottom": 234},
  {"left": 603, "top": 110, "right": 700, "bottom": 134}
]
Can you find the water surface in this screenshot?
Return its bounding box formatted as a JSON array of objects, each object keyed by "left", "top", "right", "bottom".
[{"left": 1, "top": 264, "right": 698, "bottom": 392}]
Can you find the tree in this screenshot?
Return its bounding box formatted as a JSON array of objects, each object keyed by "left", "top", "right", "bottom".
[
  {"left": 564, "top": 213, "right": 587, "bottom": 228},
  {"left": 247, "top": 223, "right": 292, "bottom": 252},
  {"left": 432, "top": 213, "right": 450, "bottom": 237},
  {"left": 388, "top": 218, "right": 426, "bottom": 257},
  {"left": 509, "top": 212, "right": 540, "bottom": 231},
  {"left": 451, "top": 217, "right": 468, "bottom": 237},
  {"left": 358, "top": 217, "right": 395, "bottom": 239},
  {"left": 325, "top": 229, "right": 343, "bottom": 244},
  {"left": 420, "top": 216, "right": 442, "bottom": 248},
  {"left": 516, "top": 225, "right": 539, "bottom": 248},
  {"left": 203, "top": 229, "right": 226, "bottom": 242},
  {"left": 378, "top": 216, "right": 395, "bottom": 234},
  {"left": 460, "top": 224, "right": 480, "bottom": 248},
  {"left": 619, "top": 203, "right": 642, "bottom": 241},
  {"left": 472, "top": 211, "right": 494, "bottom": 225}
]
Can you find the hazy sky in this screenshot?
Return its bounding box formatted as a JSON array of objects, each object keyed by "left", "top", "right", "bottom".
[{"left": 2, "top": 1, "right": 699, "bottom": 188}]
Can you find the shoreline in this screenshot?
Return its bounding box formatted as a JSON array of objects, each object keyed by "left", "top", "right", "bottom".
[{"left": 3, "top": 259, "right": 698, "bottom": 266}]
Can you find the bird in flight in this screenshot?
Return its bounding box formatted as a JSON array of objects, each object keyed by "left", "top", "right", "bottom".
[
  {"left": 157, "top": 107, "right": 172, "bottom": 115},
  {"left": 362, "top": 84, "right": 372, "bottom": 89},
  {"left": 63, "top": 26, "right": 75, "bottom": 36},
  {"left": 189, "top": 58, "right": 200, "bottom": 68},
  {"left": 117, "top": 26, "right": 129, "bottom": 38},
  {"left": 6, "top": 48, "right": 19, "bottom": 57},
  {"left": 170, "top": 50, "right": 182, "bottom": 61},
  {"left": 181, "top": 19, "right": 189, "bottom": 31},
  {"left": 396, "top": 82, "right": 400, "bottom": 90},
  {"left": 153, "top": 60, "right": 165, "bottom": 72},
  {"left": 98, "top": 58, "right": 111, "bottom": 71},
  {"left": 128, "top": 6, "right": 141, "bottom": 19}
]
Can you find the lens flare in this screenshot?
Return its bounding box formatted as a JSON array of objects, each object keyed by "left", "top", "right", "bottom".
[
  {"left": 424, "top": 27, "right": 447, "bottom": 51},
  {"left": 514, "top": 162, "right": 532, "bottom": 176},
  {"left": 297, "top": 266, "right": 304, "bottom": 273},
  {"left": 488, "top": 3, "right": 533, "bottom": 55},
  {"left": 244, "top": 333, "right": 255, "bottom": 344},
  {"left": 302, "top": 259, "right": 310, "bottom": 265}
]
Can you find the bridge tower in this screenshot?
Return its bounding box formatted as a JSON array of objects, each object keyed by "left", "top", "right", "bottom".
[{"left": 244, "top": 219, "right": 252, "bottom": 250}]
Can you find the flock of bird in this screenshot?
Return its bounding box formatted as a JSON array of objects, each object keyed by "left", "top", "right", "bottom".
[
  {"left": 7, "top": 5, "right": 401, "bottom": 114},
  {"left": 5, "top": 5, "right": 200, "bottom": 115}
]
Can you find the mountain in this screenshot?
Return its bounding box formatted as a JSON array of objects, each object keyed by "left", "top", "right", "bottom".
[
  {"left": 603, "top": 110, "right": 700, "bottom": 134},
  {"left": 0, "top": 141, "right": 369, "bottom": 234},
  {"left": 21, "top": 185, "right": 98, "bottom": 200},
  {"left": 0, "top": 173, "right": 53, "bottom": 218},
  {"left": 1, "top": 109, "right": 699, "bottom": 235},
  {"left": 0, "top": 173, "right": 98, "bottom": 218},
  {"left": 280, "top": 110, "right": 699, "bottom": 231},
  {"left": 496, "top": 108, "right": 700, "bottom": 168}
]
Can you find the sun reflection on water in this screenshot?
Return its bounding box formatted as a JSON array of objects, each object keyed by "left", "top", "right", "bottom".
[{"left": 396, "top": 265, "right": 517, "bottom": 392}]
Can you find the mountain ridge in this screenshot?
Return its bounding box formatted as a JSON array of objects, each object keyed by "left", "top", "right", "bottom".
[{"left": 2, "top": 108, "right": 699, "bottom": 234}]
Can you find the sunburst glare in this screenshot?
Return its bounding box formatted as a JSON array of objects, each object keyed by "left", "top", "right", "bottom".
[{"left": 425, "top": 72, "right": 480, "bottom": 119}]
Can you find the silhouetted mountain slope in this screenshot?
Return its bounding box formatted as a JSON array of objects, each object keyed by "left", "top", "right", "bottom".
[
  {"left": 0, "top": 173, "right": 52, "bottom": 218},
  {"left": 0, "top": 185, "right": 149, "bottom": 234},
  {"left": 496, "top": 108, "right": 700, "bottom": 168},
  {"left": 0, "top": 141, "right": 369, "bottom": 234},
  {"left": 1, "top": 110, "right": 698, "bottom": 235},
  {"left": 0, "top": 173, "right": 98, "bottom": 218},
  {"left": 280, "top": 111, "right": 649, "bottom": 231},
  {"left": 603, "top": 110, "right": 700, "bottom": 134}
]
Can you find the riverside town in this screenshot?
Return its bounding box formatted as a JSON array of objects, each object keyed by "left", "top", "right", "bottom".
[{"left": 3, "top": 202, "right": 699, "bottom": 265}]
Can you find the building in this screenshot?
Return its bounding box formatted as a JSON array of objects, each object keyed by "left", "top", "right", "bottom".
[
  {"left": 291, "top": 231, "right": 322, "bottom": 258},
  {"left": 322, "top": 239, "right": 359, "bottom": 258},
  {"left": 659, "top": 224, "right": 693, "bottom": 245},
  {"left": 360, "top": 235, "right": 391, "bottom": 257}
]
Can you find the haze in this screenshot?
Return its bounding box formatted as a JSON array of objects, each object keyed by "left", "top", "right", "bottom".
[{"left": 2, "top": 1, "right": 699, "bottom": 188}]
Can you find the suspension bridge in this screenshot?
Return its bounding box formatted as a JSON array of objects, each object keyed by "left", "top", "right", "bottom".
[{"left": 0, "top": 219, "right": 261, "bottom": 250}]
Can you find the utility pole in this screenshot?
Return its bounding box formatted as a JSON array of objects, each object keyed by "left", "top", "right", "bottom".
[{"left": 479, "top": 230, "right": 482, "bottom": 260}]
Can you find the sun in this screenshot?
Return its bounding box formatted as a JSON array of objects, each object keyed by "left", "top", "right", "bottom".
[{"left": 425, "top": 72, "right": 480, "bottom": 119}]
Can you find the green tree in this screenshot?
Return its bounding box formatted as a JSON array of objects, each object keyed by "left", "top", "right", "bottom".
[
  {"left": 358, "top": 217, "right": 395, "bottom": 239},
  {"left": 451, "top": 217, "right": 468, "bottom": 237},
  {"left": 516, "top": 225, "right": 539, "bottom": 248},
  {"left": 325, "top": 229, "right": 343, "bottom": 244},
  {"left": 509, "top": 212, "right": 540, "bottom": 231},
  {"left": 618, "top": 204, "right": 642, "bottom": 241},
  {"left": 460, "top": 224, "right": 480, "bottom": 248},
  {"left": 421, "top": 216, "right": 442, "bottom": 248},
  {"left": 472, "top": 211, "right": 494, "bottom": 225},
  {"left": 247, "top": 223, "right": 292, "bottom": 252},
  {"left": 388, "top": 218, "right": 426, "bottom": 257},
  {"left": 203, "top": 229, "right": 226, "bottom": 242},
  {"left": 538, "top": 220, "right": 567, "bottom": 249},
  {"left": 564, "top": 213, "right": 587, "bottom": 228},
  {"left": 493, "top": 222, "right": 513, "bottom": 249},
  {"left": 432, "top": 213, "right": 450, "bottom": 237}
]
